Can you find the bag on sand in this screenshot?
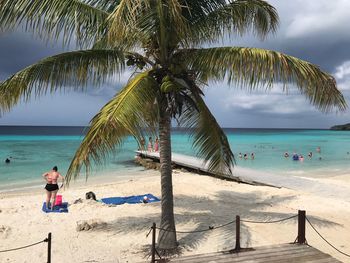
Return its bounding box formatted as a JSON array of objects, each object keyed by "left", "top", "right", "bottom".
[
  {"left": 85, "top": 191, "right": 97, "bottom": 201},
  {"left": 54, "top": 195, "right": 63, "bottom": 206}
]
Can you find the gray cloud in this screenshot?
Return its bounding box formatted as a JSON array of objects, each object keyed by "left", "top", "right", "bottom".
[
  {"left": 0, "top": 31, "right": 64, "bottom": 76},
  {"left": 0, "top": 1, "right": 349, "bottom": 127},
  {"left": 228, "top": 0, "right": 350, "bottom": 72}
]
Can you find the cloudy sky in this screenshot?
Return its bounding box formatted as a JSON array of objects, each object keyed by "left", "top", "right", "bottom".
[{"left": 0, "top": 0, "right": 349, "bottom": 128}]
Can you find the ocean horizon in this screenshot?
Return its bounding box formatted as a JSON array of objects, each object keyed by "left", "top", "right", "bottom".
[{"left": 1, "top": 125, "right": 349, "bottom": 191}]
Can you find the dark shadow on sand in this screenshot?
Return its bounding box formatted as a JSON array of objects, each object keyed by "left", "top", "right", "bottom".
[{"left": 84, "top": 188, "right": 340, "bottom": 259}]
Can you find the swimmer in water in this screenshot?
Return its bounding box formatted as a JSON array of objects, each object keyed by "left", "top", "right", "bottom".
[
  {"left": 299, "top": 155, "right": 304, "bottom": 162},
  {"left": 316, "top": 146, "right": 321, "bottom": 153},
  {"left": 284, "top": 152, "right": 289, "bottom": 158},
  {"left": 5, "top": 158, "right": 10, "bottom": 163},
  {"left": 308, "top": 152, "right": 313, "bottom": 158},
  {"left": 251, "top": 153, "right": 255, "bottom": 160},
  {"left": 244, "top": 153, "right": 248, "bottom": 160},
  {"left": 238, "top": 153, "right": 242, "bottom": 159}
]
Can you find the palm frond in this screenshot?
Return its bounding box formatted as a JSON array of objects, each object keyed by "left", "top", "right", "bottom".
[
  {"left": 84, "top": 0, "right": 121, "bottom": 13},
  {"left": 179, "top": 86, "right": 234, "bottom": 177},
  {"left": 107, "top": 0, "right": 191, "bottom": 51},
  {"left": 106, "top": 0, "right": 152, "bottom": 48},
  {"left": 65, "top": 71, "right": 159, "bottom": 184},
  {"left": 181, "top": 0, "right": 278, "bottom": 47},
  {"left": 176, "top": 47, "right": 347, "bottom": 112},
  {"left": 0, "top": 0, "right": 108, "bottom": 47},
  {"left": 0, "top": 49, "right": 126, "bottom": 114}
]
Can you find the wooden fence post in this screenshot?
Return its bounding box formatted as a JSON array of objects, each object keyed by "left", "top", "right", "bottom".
[
  {"left": 297, "top": 210, "right": 306, "bottom": 244},
  {"left": 47, "top": 232, "right": 52, "bottom": 263},
  {"left": 151, "top": 223, "right": 156, "bottom": 263},
  {"left": 235, "top": 215, "right": 241, "bottom": 251}
]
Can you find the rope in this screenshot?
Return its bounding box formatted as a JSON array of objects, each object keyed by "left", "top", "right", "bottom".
[
  {"left": 241, "top": 215, "right": 298, "bottom": 224},
  {"left": 156, "top": 219, "right": 235, "bottom": 234},
  {"left": 146, "top": 227, "right": 153, "bottom": 237},
  {"left": 154, "top": 214, "right": 297, "bottom": 234},
  {"left": 306, "top": 217, "right": 350, "bottom": 258},
  {"left": 0, "top": 239, "right": 47, "bottom": 253}
]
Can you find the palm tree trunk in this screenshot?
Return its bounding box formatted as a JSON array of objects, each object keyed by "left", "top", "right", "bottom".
[{"left": 157, "top": 109, "right": 177, "bottom": 249}]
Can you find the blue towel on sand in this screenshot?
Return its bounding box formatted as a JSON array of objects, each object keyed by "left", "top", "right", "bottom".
[
  {"left": 42, "top": 202, "right": 69, "bottom": 213},
  {"left": 101, "top": 194, "right": 160, "bottom": 205}
]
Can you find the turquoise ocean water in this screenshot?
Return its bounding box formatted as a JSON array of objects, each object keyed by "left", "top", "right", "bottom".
[{"left": 0, "top": 126, "right": 350, "bottom": 191}]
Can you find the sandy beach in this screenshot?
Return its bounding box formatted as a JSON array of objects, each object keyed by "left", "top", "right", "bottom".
[{"left": 1, "top": 168, "right": 350, "bottom": 263}]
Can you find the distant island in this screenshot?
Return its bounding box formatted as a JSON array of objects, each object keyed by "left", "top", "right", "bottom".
[{"left": 330, "top": 123, "right": 350, "bottom": 130}]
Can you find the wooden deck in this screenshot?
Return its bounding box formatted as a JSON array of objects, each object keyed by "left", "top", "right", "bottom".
[
  {"left": 165, "top": 243, "right": 340, "bottom": 263},
  {"left": 135, "top": 151, "right": 278, "bottom": 187}
]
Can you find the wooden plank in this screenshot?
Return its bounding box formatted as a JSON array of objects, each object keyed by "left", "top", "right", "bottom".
[
  {"left": 171, "top": 249, "right": 326, "bottom": 263},
  {"left": 173, "top": 248, "right": 317, "bottom": 263},
  {"left": 306, "top": 258, "right": 342, "bottom": 263},
  {"left": 170, "top": 245, "right": 312, "bottom": 263},
  {"left": 172, "top": 250, "right": 316, "bottom": 263},
  {"left": 168, "top": 244, "right": 341, "bottom": 263},
  {"left": 169, "top": 244, "right": 298, "bottom": 262},
  {"left": 170, "top": 243, "right": 294, "bottom": 261},
  {"left": 253, "top": 252, "right": 332, "bottom": 263}
]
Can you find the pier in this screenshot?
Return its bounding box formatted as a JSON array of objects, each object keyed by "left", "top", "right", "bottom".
[
  {"left": 136, "top": 151, "right": 278, "bottom": 187},
  {"left": 136, "top": 151, "right": 350, "bottom": 201}
]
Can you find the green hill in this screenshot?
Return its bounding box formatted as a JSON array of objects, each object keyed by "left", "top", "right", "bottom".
[{"left": 330, "top": 123, "right": 350, "bottom": 130}]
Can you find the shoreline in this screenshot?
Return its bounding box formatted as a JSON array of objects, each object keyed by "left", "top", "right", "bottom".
[
  {"left": 0, "top": 167, "right": 157, "bottom": 195},
  {"left": 1, "top": 160, "right": 350, "bottom": 194}
]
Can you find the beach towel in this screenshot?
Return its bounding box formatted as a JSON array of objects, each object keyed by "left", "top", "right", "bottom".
[
  {"left": 42, "top": 202, "right": 69, "bottom": 213},
  {"left": 101, "top": 193, "right": 160, "bottom": 205}
]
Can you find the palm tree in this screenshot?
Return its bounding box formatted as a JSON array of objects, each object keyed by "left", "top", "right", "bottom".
[{"left": 0, "top": 0, "right": 346, "bottom": 250}]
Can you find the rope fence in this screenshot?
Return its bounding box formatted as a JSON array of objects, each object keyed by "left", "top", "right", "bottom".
[
  {"left": 0, "top": 239, "right": 46, "bottom": 253},
  {"left": 241, "top": 214, "right": 298, "bottom": 224},
  {"left": 306, "top": 216, "right": 350, "bottom": 258},
  {"left": 148, "top": 210, "right": 350, "bottom": 263},
  {"left": 150, "top": 214, "right": 297, "bottom": 235},
  {"left": 0, "top": 232, "right": 52, "bottom": 263}
]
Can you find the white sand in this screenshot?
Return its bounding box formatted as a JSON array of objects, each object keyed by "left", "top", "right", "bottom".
[{"left": 1, "top": 169, "right": 350, "bottom": 262}]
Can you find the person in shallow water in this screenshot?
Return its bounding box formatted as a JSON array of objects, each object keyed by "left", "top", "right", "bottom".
[{"left": 42, "top": 166, "right": 65, "bottom": 210}]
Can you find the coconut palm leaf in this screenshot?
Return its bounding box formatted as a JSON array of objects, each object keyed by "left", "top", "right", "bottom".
[
  {"left": 107, "top": 0, "right": 193, "bottom": 50},
  {"left": 106, "top": 0, "right": 152, "bottom": 47},
  {"left": 0, "top": 49, "right": 126, "bottom": 114},
  {"left": 85, "top": 0, "right": 121, "bottom": 13},
  {"left": 176, "top": 47, "right": 347, "bottom": 112},
  {"left": 0, "top": 0, "right": 108, "bottom": 47},
  {"left": 65, "top": 71, "right": 159, "bottom": 184},
  {"left": 183, "top": 0, "right": 278, "bottom": 47},
  {"left": 178, "top": 87, "right": 234, "bottom": 177}
]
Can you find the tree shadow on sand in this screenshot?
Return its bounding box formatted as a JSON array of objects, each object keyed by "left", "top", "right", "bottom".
[{"left": 87, "top": 189, "right": 340, "bottom": 258}]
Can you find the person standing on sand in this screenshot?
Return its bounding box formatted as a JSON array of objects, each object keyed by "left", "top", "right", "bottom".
[
  {"left": 147, "top": 136, "right": 153, "bottom": 152},
  {"left": 42, "top": 166, "right": 64, "bottom": 210},
  {"left": 154, "top": 137, "right": 159, "bottom": 152},
  {"left": 140, "top": 137, "right": 145, "bottom": 151}
]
